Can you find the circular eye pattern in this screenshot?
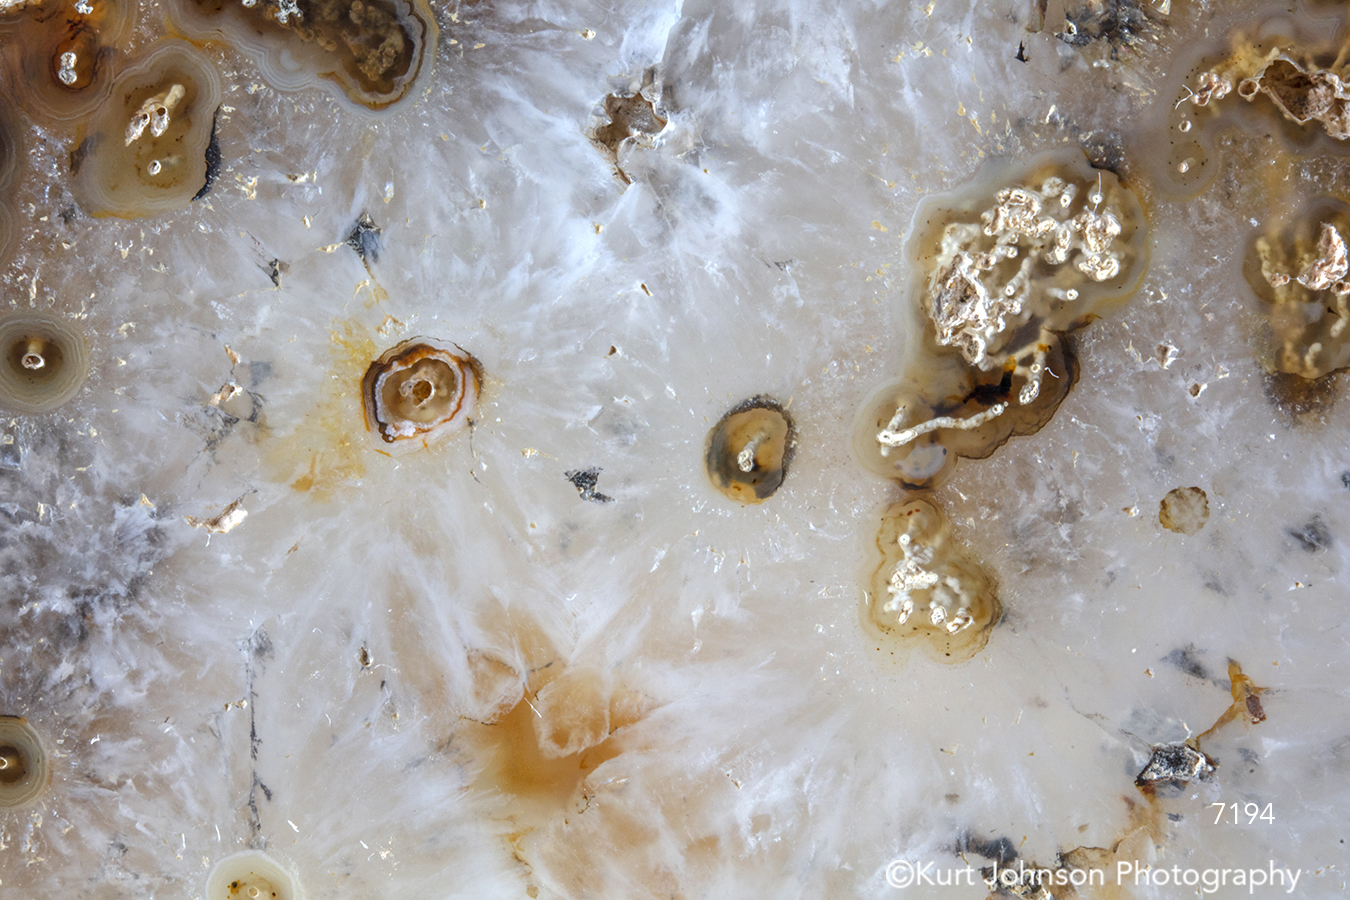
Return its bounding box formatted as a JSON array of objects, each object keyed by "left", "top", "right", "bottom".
[
  {"left": 705, "top": 396, "right": 795, "bottom": 504},
  {"left": 0, "top": 311, "right": 91, "bottom": 413},
  {"left": 362, "top": 338, "right": 480, "bottom": 448},
  {"left": 206, "top": 850, "right": 299, "bottom": 900},
  {"left": 0, "top": 716, "right": 51, "bottom": 809}
]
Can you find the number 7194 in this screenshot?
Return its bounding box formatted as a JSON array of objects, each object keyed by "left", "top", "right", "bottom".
[{"left": 1210, "top": 802, "right": 1274, "bottom": 824}]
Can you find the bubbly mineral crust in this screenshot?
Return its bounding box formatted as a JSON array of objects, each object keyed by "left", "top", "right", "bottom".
[
  {"left": 1154, "top": 15, "right": 1350, "bottom": 198},
  {"left": 169, "top": 0, "right": 437, "bottom": 112},
  {"left": 1181, "top": 43, "right": 1350, "bottom": 140},
  {"left": 72, "top": 39, "right": 221, "bottom": 218},
  {"left": 865, "top": 498, "right": 1000, "bottom": 663},
  {"left": 855, "top": 148, "right": 1147, "bottom": 488},
  {"left": 1246, "top": 199, "right": 1350, "bottom": 379}
]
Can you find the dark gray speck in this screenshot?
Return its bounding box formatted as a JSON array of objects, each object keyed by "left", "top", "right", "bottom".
[
  {"left": 1288, "top": 516, "right": 1332, "bottom": 553},
  {"left": 192, "top": 107, "right": 222, "bottom": 202},
  {"left": 1163, "top": 646, "right": 1208, "bottom": 680},
  {"left": 566, "top": 468, "right": 614, "bottom": 503},
  {"left": 347, "top": 213, "right": 382, "bottom": 264}
]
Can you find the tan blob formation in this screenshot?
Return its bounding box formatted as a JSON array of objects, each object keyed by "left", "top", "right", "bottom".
[
  {"left": 361, "top": 338, "right": 480, "bottom": 449},
  {"left": 1159, "top": 486, "right": 1209, "bottom": 535},
  {"left": 1, "top": 0, "right": 134, "bottom": 124},
  {"left": 205, "top": 851, "right": 298, "bottom": 900},
  {"left": 73, "top": 39, "right": 221, "bottom": 218},
  {"left": 0, "top": 716, "right": 51, "bottom": 809},
  {"left": 0, "top": 311, "right": 91, "bottom": 413},
  {"left": 864, "top": 498, "right": 1000, "bottom": 663},
  {"left": 1246, "top": 197, "right": 1350, "bottom": 379},
  {"left": 169, "top": 0, "right": 437, "bottom": 112},
  {"left": 855, "top": 148, "right": 1146, "bottom": 488},
  {"left": 705, "top": 396, "right": 795, "bottom": 504}
]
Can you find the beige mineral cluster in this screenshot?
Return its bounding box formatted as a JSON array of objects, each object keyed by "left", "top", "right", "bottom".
[
  {"left": 855, "top": 148, "right": 1148, "bottom": 488},
  {"left": 1145, "top": 14, "right": 1350, "bottom": 381},
  {"left": 1180, "top": 42, "right": 1350, "bottom": 140},
  {"left": 1155, "top": 17, "right": 1350, "bottom": 197},
  {"left": 855, "top": 148, "right": 1146, "bottom": 665},
  {"left": 1247, "top": 199, "right": 1350, "bottom": 379},
  {"left": 865, "top": 498, "right": 999, "bottom": 663}
]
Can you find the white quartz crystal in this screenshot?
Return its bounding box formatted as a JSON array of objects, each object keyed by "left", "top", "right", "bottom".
[{"left": 0, "top": 1, "right": 1346, "bottom": 898}]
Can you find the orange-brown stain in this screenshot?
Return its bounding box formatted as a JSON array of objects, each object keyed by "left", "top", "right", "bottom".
[
  {"left": 264, "top": 320, "right": 375, "bottom": 496},
  {"left": 469, "top": 697, "right": 625, "bottom": 812},
  {"left": 1197, "top": 659, "right": 1267, "bottom": 743}
]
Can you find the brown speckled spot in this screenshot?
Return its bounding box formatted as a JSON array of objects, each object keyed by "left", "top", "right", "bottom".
[{"left": 1159, "top": 486, "right": 1209, "bottom": 535}]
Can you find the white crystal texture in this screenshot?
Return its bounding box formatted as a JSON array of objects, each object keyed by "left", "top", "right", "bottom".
[{"left": 0, "top": 1, "right": 1346, "bottom": 898}]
